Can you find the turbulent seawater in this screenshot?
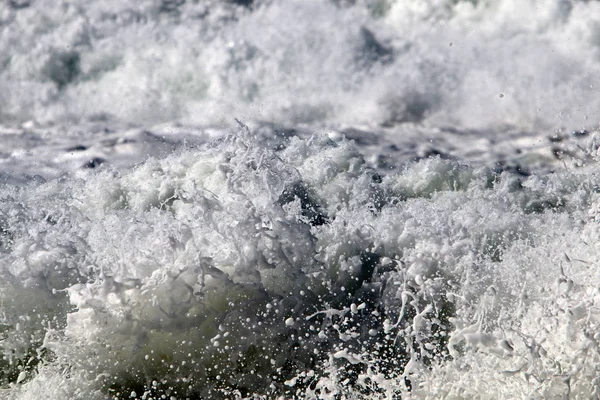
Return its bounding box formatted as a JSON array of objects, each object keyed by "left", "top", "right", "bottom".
[{"left": 3, "top": 0, "right": 600, "bottom": 399}]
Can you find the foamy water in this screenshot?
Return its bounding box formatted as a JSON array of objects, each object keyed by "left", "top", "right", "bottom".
[
  {"left": 3, "top": 0, "right": 600, "bottom": 129},
  {"left": 2, "top": 0, "right": 600, "bottom": 399}
]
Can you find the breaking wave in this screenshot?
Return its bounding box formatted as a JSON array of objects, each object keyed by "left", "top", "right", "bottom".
[
  {"left": 2, "top": 0, "right": 600, "bottom": 130},
  {"left": 2, "top": 125, "right": 600, "bottom": 398},
  {"left": 4, "top": 0, "right": 600, "bottom": 398}
]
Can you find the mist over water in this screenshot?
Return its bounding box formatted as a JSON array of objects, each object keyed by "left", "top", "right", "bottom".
[{"left": 2, "top": 1, "right": 600, "bottom": 399}]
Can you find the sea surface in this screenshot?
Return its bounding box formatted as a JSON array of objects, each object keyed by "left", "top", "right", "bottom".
[{"left": 2, "top": 0, "right": 600, "bottom": 398}]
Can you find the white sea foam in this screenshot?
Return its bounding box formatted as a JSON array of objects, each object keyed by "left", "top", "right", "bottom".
[
  {"left": 2, "top": 0, "right": 600, "bottom": 130},
  {"left": 0, "top": 125, "right": 599, "bottom": 398},
  {"left": 3, "top": 0, "right": 600, "bottom": 398}
]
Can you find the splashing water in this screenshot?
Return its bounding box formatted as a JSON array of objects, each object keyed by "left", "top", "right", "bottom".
[
  {"left": 2, "top": 0, "right": 600, "bottom": 130},
  {"left": 1, "top": 123, "right": 600, "bottom": 398},
  {"left": 3, "top": 0, "right": 600, "bottom": 399}
]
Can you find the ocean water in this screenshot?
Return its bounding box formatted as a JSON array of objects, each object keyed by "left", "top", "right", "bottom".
[{"left": 2, "top": 0, "right": 600, "bottom": 399}]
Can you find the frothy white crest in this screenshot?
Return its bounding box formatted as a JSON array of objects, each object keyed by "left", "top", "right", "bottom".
[
  {"left": 2, "top": 0, "right": 600, "bottom": 129},
  {"left": 1, "top": 126, "right": 600, "bottom": 398}
]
